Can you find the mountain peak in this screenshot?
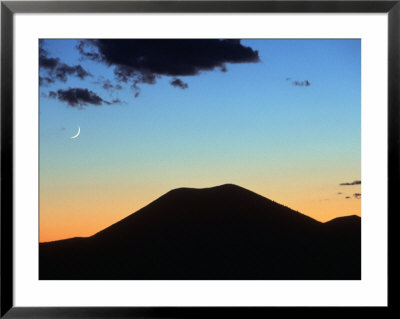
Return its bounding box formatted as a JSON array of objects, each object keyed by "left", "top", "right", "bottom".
[
  {"left": 167, "top": 183, "right": 246, "bottom": 194},
  {"left": 207, "top": 183, "right": 245, "bottom": 190},
  {"left": 90, "top": 183, "right": 323, "bottom": 242},
  {"left": 40, "top": 184, "right": 361, "bottom": 280}
]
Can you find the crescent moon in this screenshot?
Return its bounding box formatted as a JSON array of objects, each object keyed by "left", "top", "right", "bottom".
[{"left": 71, "top": 126, "right": 81, "bottom": 139}]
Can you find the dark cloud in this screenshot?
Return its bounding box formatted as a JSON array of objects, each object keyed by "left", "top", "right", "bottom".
[
  {"left": 39, "top": 47, "right": 91, "bottom": 85},
  {"left": 285, "top": 77, "right": 291, "bottom": 81},
  {"left": 102, "top": 80, "right": 113, "bottom": 90},
  {"left": 92, "top": 78, "right": 124, "bottom": 91},
  {"left": 101, "top": 79, "right": 123, "bottom": 91},
  {"left": 345, "top": 196, "right": 351, "bottom": 199},
  {"left": 340, "top": 180, "right": 361, "bottom": 186},
  {"left": 54, "top": 64, "right": 90, "bottom": 82},
  {"left": 77, "top": 39, "right": 260, "bottom": 95},
  {"left": 292, "top": 80, "right": 311, "bottom": 87},
  {"left": 170, "top": 78, "right": 188, "bottom": 89},
  {"left": 104, "top": 98, "right": 123, "bottom": 105},
  {"left": 39, "top": 48, "right": 59, "bottom": 70},
  {"left": 337, "top": 192, "right": 342, "bottom": 195},
  {"left": 54, "top": 63, "right": 90, "bottom": 82},
  {"left": 48, "top": 91, "right": 57, "bottom": 99},
  {"left": 353, "top": 193, "right": 361, "bottom": 199},
  {"left": 76, "top": 40, "right": 101, "bottom": 60},
  {"left": 48, "top": 88, "right": 119, "bottom": 108},
  {"left": 39, "top": 76, "right": 55, "bottom": 86}
]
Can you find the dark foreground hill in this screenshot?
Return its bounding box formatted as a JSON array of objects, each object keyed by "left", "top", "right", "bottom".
[{"left": 39, "top": 184, "right": 361, "bottom": 280}]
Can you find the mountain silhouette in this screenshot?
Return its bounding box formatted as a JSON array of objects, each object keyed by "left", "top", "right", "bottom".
[{"left": 39, "top": 184, "right": 361, "bottom": 280}]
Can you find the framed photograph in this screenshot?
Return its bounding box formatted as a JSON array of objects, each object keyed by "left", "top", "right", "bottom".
[{"left": 1, "top": 0, "right": 395, "bottom": 317}]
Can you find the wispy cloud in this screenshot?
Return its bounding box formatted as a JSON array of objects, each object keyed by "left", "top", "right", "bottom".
[
  {"left": 292, "top": 80, "right": 311, "bottom": 87},
  {"left": 170, "top": 78, "right": 188, "bottom": 89},
  {"left": 39, "top": 47, "right": 91, "bottom": 85},
  {"left": 340, "top": 180, "right": 361, "bottom": 186},
  {"left": 48, "top": 88, "right": 121, "bottom": 108}
]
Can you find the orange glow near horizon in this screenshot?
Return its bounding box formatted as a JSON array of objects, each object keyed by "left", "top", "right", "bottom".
[
  {"left": 39, "top": 182, "right": 361, "bottom": 243},
  {"left": 39, "top": 188, "right": 153, "bottom": 243}
]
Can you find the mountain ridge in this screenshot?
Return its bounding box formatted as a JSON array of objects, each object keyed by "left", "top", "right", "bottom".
[{"left": 40, "top": 184, "right": 361, "bottom": 280}]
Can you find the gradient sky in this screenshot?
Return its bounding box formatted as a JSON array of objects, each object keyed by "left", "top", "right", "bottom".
[{"left": 39, "top": 39, "right": 361, "bottom": 243}]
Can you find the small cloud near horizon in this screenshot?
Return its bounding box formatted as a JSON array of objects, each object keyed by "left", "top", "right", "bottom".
[
  {"left": 340, "top": 180, "right": 361, "bottom": 186},
  {"left": 292, "top": 80, "right": 311, "bottom": 87}
]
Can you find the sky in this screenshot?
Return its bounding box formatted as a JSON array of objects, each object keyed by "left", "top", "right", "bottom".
[{"left": 39, "top": 39, "right": 361, "bottom": 243}]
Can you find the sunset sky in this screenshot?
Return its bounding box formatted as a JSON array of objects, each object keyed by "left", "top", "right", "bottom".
[{"left": 39, "top": 39, "right": 361, "bottom": 243}]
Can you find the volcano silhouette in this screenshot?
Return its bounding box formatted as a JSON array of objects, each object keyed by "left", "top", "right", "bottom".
[{"left": 39, "top": 184, "right": 361, "bottom": 280}]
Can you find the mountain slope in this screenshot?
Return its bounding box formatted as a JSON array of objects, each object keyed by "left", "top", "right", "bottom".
[{"left": 39, "top": 184, "right": 361, "bottom": 280}]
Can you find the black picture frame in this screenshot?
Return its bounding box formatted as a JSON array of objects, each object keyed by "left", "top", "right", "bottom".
[{"left": 1, "top": 1, "right": 395, "bottom": 317}]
